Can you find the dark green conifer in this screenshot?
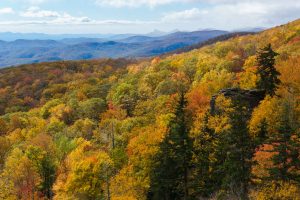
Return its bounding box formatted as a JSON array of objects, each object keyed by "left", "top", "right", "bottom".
[
  {"left": 204, "top": 94, "right": 256, "bottom": 199},
  {"left": 149, "top": 93, "right": 192, "bottom": 200},
  {"left": 256, "top": 44, "right": 280, "bottom": 96},
  {"left": 267, "top": 102, "right": 300, "bottom": 182},
  {"left": 191, "top": 112, "right": 221, "bottom": 197}
]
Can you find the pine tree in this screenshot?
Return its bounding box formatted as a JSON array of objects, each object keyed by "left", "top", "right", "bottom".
[
  {"left": 267, "top": 100, "right": 300, "bottom": 182},
  {"left": 250, "top": 95, "right": 300, "bottom": 184},
  {"left": 256, "top": 44, "right": 280, "bottom": 96},
  {"left": 220, "top": 98, "right": 254, "bottom": 199},
  {"left": 149, "top": 93, "right": 193, "bottom": 200},
  {"left": 191, "top": 112, "right": 222, "bottom": 197},
  {"left": 208, "top": 94, "right": 256, "bottom": 199}
]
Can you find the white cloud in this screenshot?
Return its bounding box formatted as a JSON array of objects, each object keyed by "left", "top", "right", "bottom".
[
  {"left": 0, "top": 19, "right": 154, "bottom": 25},
  {"left": 26, "top": 0, "right": 47, "bottom": 4},
  {"left": 11, "top": 0, "right": 48, "bottom": 5},
  {"left": 161, "top": 1, "right": 300, "bottom": 30},
  {"left": 95, "top": 0, "right": 300, "bottom": 8},
  {"left": 50, "top": 13, "right": 93, "bottom": 24},
  {"left": 163, "top": 2, "right": 268, "bottom": 22},
  {"left": 21, "top": 7, "right": 60, "bottom": 18},
  {"left": 95, "top": 0, "right": 187, "bottom": 7},
  {"left": 16, "top": 7, "right": 94, "bottom": 25},
  {"left": 0, "top": 7, "right": 15, "bottom": 15},
  {"left": 96, "top": 0, "right": 231, "bottom": 7},
  {"left": 162, "top": 8, "right": 204, "bottom": 21},
  {"left": 0, "top": 0, "right": 299, "bottom": 34},
  {"left": 14, "top": 6, "right": 158, "bottom": 25}
]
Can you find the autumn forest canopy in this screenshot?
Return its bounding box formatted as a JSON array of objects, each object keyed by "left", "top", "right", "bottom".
[{"left": 0, "top": 19, "right": 300, "bottom": 200}]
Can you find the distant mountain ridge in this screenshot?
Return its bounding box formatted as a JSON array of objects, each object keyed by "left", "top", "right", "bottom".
[
  {"left": 0, "top": 32, "right": 107, "bottom": 41},
  {"left": 0, "top": 30, "right": 231, "bottom": 68}
]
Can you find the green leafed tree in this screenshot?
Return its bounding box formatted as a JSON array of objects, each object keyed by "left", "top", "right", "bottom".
[{"left": 26, "top": 145, "right": 57, "bottom": 199}]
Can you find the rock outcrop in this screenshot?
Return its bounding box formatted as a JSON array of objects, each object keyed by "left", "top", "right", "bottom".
[{"left": 210, "top": 88, "right": 266, "bottom": 114}]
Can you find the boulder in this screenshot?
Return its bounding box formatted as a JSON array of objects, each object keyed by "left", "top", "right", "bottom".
[{"left": 210, "top": 88, "right": 266, "bottom": 114}]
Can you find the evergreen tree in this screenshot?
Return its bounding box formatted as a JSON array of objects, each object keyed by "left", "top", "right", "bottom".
[
  {"left": 208, "top": 94, "right": 256, "bottom": 199},
  {"left": 250, "top": 94, "right": 300, "bottom": 187},
  {"left": 221, "top": 98, "right": 254, "bottom": 199},
  {"left": 149, "top": 93, "right": 193, "bottom": 200},
  {"left": 191, "top": 112, "right": 222, "bottom": 197},
  {"left": 256, "top": 44, "right": 280, "bottom": 96},
  {"left": 267, "top": 100, "right": 300, "bottom": 182}
]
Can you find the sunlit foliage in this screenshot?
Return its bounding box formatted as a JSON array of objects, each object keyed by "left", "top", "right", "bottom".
[{"left": 0, "top": 19, "right": 299, "bottom": 199}]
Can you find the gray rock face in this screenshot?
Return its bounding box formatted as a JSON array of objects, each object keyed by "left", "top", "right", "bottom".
[{"left": 210, "top": 88, "right": 266, "bottom": 114}]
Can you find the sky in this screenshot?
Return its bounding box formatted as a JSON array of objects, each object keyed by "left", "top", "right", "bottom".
[{"left": 0, "top": 0, "right": 299, "bottom": 34}]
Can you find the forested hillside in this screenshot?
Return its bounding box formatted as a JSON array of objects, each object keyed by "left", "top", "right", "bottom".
[{"left": 0, "top": 19, "right": 300, "bottom": 200}]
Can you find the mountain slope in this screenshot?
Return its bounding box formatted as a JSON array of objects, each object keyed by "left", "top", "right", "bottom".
[
  {"left": 0, "top": 19, "right": 299, "bottom": 200},
  {"left": 0, "top": 30, "right": 228, "bottom": 68}
]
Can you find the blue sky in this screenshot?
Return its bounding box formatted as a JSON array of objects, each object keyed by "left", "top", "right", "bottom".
[{"left": 0, "top": 0, "right": 299, "bottom": 34}]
